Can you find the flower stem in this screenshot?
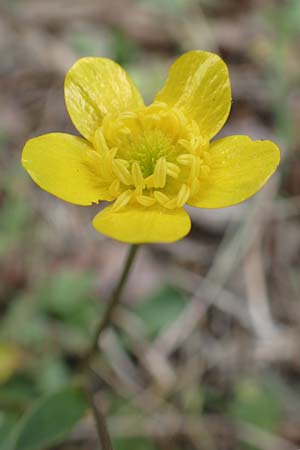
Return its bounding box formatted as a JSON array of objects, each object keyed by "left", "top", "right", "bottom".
[
  {"left": 86, "top": 374, "right": 114, "bottom": 450},
  {"left": 88, "top": 244, "right": 139, "bottom": 364},
  {"left": 85, "top": 244, "right": 140, "bottom": 450}
]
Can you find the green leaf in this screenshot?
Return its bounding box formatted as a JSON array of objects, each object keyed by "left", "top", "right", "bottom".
[
  {"left": 35, "top": 357, "right": 71, "bottom": 394},
  {"left": 38, "top": 270, "right": 99, "bottom": 348},
  {"left": 229, "top": 377, "right": 283, "bottom": 431},
  {"left": 111, "top": 28, "right": 140, "bottom": 66},
  {"left": 113, "top": 437, "right": 157, "bottom": 450},
  {"left": 0, "top": 412, "right": 20, "bottom": 450},
  {"left": 0, "top": 375, "right": 37, "bottom": 409},
  {"left": 38, "top": 271, "right": 95, "bottom": 319},
  {"left": 136, "top": 285, "right": 187, "bottom": 338},
  {"left": 12, "top": 386, "right": 87, "bottom": 450}
]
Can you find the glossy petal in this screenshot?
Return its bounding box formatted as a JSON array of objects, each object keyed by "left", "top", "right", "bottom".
[
  {"left": 65, "top": 58, "right": 144, "bottom": 142},
  {"left": 155, "top": 50, "right": 231, "bottom": 140},
  {"left": 188, "top": 135, "right": 280, "bottom": 208},
  {"left": 92, "top": 204, "right": 191, "bottom": 243},
  {"left": 22, "top": 133, "right": 110, "bottom": 205}
]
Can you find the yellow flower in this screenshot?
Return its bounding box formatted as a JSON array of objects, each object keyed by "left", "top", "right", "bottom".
[{"left": 22, "top": 51, "right": 280, "bottom": 243}]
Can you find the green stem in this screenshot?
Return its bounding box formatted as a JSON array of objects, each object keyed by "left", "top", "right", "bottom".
[
  {"left": 88, "top": 244, "right": 139, "bottom": 363},
  {"left": 86, "top": 375, "right": 114, "bottom": 450},
  {"left": 85, "top": 244, "right": 140, "bottom": 450}
]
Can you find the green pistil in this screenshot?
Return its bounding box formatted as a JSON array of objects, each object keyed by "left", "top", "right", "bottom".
[{"left": 126, "top": 130, "right": 173, "bottom": 177}]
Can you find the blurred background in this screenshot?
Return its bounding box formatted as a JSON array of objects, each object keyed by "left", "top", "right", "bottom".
[{"left": 1, "top": 0, "right": 300, "bottom": 449}]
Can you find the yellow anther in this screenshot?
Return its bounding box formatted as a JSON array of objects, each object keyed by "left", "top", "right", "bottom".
[
  {"left": 136, "top": 195, "right": 156, "bottom": 207},
  {"left": 189, "top": 156, "right": 201, "bottom": 180},
  {"left": 96, "top": 148, "right": 116, "bottom": 181},
  {"left": 200, "top": 165, "right": 211, "bottom": 177},
  {"left": 176, "top": 154, "right": 194, "bottom": 166},
  {"left": 120, "top": 111, "right": 137, "bottom": 119},
  {"left": 203, "top": 151, "right": 211, "bottom": 163},
  {"left": 93, "top": 128, "right": 109, "bottom": 153},
  {"left": 109, "top": 179, "right": 120, "bottom": 197},
  {"left": 135, "top": 186, "right": 143, "bottom": 196},
  {"left": 196, "top": 138, "right": 209, "bottom": 153},
  {"left": 162, "top": 112, "right": 180, "bottom": 139},
  {"left": 191, "top": 120, "right": 200, "bottom": 135},
  {"left": 154, "top": 190, "right": 170, "bottom": 206},
  {"left": 87, "top": 149, "right": 102, "bottom": 162},
  {"left": 120, "top": 127, "right": 131, "bottom": 135},
  {"left": 172, "top": 108, "right": 188, "bottom": 128},
  {"left": 164, "top": 198, "right": 178, "bottom": 209},
  {"left": 111, "top": 190, "right": 133, "bottom": 212},
  {"left": 191, "top": 136, "right": 202, "bottom": 151},
  {"left": 166, "top": 162, "right": 180, "bottom": 178},
  {"left": 176, "top": 184, "right": 190, "bottom": 207},
  {"left": 145, "top": 174, "right": 154, "bottom": 189},
  {"left": 132, "top": 162, "right": 145, "bottom": 189},
  {"left": 153, "top": 157, "right": 167, "bottom": 188},
  {"left": 101, "top": 118, "right": 115, "bottom": 144},
  {"left": 152, "top": 101, "right": 168, "bottom": 109},
  {"left": 142, "top": 114, "right": 160, "bottom": 129},
  {"left": 112, "top": 159, "right": 132, "bottom": 185},
  {"left": 190, "top": 178, "right": 200, "bottom": 195},
  {"left": 178, "top": 139, "right": 192, "bottom": 151},
  {"left": 107, "top": 147, "right": 118, "bottom": 160}
]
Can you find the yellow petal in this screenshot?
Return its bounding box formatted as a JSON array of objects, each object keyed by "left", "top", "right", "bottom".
[
  {"left": 22, "top": 133, "right": 111, "bottom": 205},
  {"left": 92, "top": 204, "right": 191, "bottom": 243},
  {"left": 188, "top": 135, "right": 280, "bottom": 208},
  {"left": 65, "top": 58, "right": 144, "bottom": 141},
  {"left": 155, "top": 50, "right": 231, "bottom": 140}
]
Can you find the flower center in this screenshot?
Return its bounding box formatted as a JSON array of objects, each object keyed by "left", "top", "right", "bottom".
[
  {"left": 92, "top": 102, "right": 211, "bottom": 211},
  {"left": 122, "top": 129, "right": 174, "bottom": 178}
]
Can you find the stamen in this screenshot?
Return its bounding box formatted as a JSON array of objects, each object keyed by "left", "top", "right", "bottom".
[
  {"left": 99, "top": 104, "right": 212, "bottom": 211},
  {"left": 132, "top": 162, "right": 145, "bottom": 189},
  {"left": 111, "top": 190, "right": 133, "bottom": 212},
  {"left": 166, "top": 162, "right": 180, "bottom": 178},
  {"left": 190, "top": 178, "right": 200, "bottom": 195},
  {"left": 176, "top": 184, "right": 190, "bottom": 207},
  {"left": 108, "top": 147, "right": 118, "bottom": 159},
  {"left": 152, "top": 101, "right": 168, "bottom": 109},
  {"left": 151, "top": 114, "right": 162, "bottom": 122},
  {"left": 186, "top": 119, "right": 200, "bottom": 137},
  {"left": 120, "top": 127, "right": 131, "bottom": 136},
  {"left": 136, "top": 195, "right": 156, "bottom": 207},
  {"left": 145, "top": 174, "right": 154, "bottom": 189},
  {"left": 200, "top": 165, "right": 210, "bottom": 177},
  {"left": 109, "top": 179, "right": 120, "bottom": 197},
  {"left": 194, "top": 137, "right": 209, "bottom": 153},
  {"left": 142, "top": 114, "right": 160, "bottom": 129},
  {"left": 189, "top": 156, "right": 201, "bottom": 181},
  {"left": 203, "top": 151, "right": 211, "bottom": 163},
  {"left": 120, "top": 112, "right": 137, "bottom": 119},
  {"left": 177, "top": 154, "right": 194, "bottom": 166},
  {"left": 172, "top": 108, "right": 188, "bottom": 128},
  {"left": 97, "top": 148, "right": 117, "bottom": 181},
  {"left": 178, "top": 139, "right": 193, "bottom": 152},
  {"left": 164, "top": 198, "right": 178, "bottom": 209},
  {"left": 153, "top": 157, "right": 167, "bottom": 188},
  {"left": 154, "top": 190, "right": 170, "bottom": 206},
  {"left": 93, "top": 128, "right": 109, "bottom": 153},
  {"left": 87, "top": 149, "right": 102, "bottom": 162},
  {"left": 112, "top": 159, "right": 132, "bottom": 185},
  {"left": 191, "top": 136, "right": 201, "bottom": 150}
]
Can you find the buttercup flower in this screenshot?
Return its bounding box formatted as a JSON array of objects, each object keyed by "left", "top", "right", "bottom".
[{"left": 22, "top": 51, "right": 280, "bottom": 243}]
